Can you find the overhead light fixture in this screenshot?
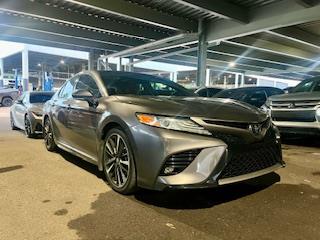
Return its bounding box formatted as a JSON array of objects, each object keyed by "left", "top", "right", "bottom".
[
  {"left": 229, "top": 62, "right": 236, "bottom": 67},
  {"left": 37, "top": 63, "right": 41, "bottom": 67},
  {"left": 60, "top": 59, "right": 65, "bottom": 64}
]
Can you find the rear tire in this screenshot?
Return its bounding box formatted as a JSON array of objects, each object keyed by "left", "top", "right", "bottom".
[
  {"left": 43, "top": 117, "right": 57, "bottom": 152},
  {"left": 103, "top": 128, "right": 137, "bottom": 194},
  {"left": 2, "top": 97, "right": 13, "bottom": 107}
]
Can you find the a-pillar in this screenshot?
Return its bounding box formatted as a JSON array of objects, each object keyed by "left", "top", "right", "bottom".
[
  {"left": 196, "top": 19, "right": 208, "bottom": 87},
  {"left": 0, "top": 58, "right": 4, "bottom": 87},
  {"left": 22, "top": 48, "right": 29, "bottom": 91}
]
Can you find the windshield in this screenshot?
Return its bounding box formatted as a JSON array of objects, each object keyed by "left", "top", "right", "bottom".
[
  {"left": 291, "top": 77, "right": 320, "bottom": 93},
  {"left": 215, "top": 89, "right": 246, "bottom": 100},
  {"left": 101, "top": 73, "right": 195, "bottom": 97},
  {"left": 30, "top": 93, "right": 54, "bottom": 103}
]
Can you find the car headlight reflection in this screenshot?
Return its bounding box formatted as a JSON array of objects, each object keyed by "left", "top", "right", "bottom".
[{"left": 136, "top": 113, "right": 212, "bottom": 136}]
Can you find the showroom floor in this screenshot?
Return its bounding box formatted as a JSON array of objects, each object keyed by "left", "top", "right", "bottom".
[{"left": 0, "top": 107, "right": 319, "bottom": 240}]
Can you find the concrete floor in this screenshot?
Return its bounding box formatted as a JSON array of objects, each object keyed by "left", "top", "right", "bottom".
[{"left": 0, "top": 107, "right": 319, "bottom": 240}]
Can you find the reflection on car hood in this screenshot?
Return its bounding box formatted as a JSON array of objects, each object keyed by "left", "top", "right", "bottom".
[
  {"left": 29, "top": 103, "right": 45, "bottom": 114},
  {"left": 269, "top": 92, "right": 320, "bottom": 102},
  {"left": 114, "top": 95, "right": 267, "bottom": 123}
]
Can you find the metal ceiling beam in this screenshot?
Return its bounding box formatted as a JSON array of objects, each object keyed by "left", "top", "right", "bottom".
[
  {"left": 267, "top": 27, "right": 320, "bottom": 50},
  {"left": 0, "top": 13, "right": 145, "bottom": 47},
  {"left": 206, "top": 0, "right": 320, "bottom": 43},
  {"left": 0, "top": 0, "right": 168, "bottom": 40},
  {"left": 106, "top": 33, "right": 198, "bottom": 58},
  {"left": 208, "top": 43, "right": 313, "bottom": 68},
  {"left": 0, "top": 25, "right": 126, "bottom": 52},
  {"left": 171, "top": 0, "right": 249, "bottom": 23},
  {"left": 226, "top": 36, "right": 320, "bottom": 62},
  {"left": 65, "top": 0, "right": 197, "bottom": 31}
]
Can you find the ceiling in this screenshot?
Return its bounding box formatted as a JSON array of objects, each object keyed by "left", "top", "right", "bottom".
[{"left": 0, "top": 0, "right": 320, "bottom": 80}]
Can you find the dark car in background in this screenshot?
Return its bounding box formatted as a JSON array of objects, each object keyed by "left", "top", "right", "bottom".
[
  {"left": 10, "top": 91, "right": 54, "bottom": 137},
  {"left": 195, "top": 87, "right": 223, "bottom": 97},
  {"left": 0, "top": 87, "right": 19, "bottom": 107},
  {"left": 266, "top": 77, "right": 320, "bottom": 135},
  {"left": 214, "top": 87, "right": 284, "bottom": 108},
  {"left": 42, "top": 71, "right": 284, "bottom": 194}
]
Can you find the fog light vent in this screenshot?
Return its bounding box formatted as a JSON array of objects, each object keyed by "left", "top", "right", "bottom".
[{"left": 160, "top": 149, "right": 201, "bottom": 176}]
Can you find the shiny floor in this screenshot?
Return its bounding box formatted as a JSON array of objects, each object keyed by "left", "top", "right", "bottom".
[{"left": 0, "top": 107, "right": 319, "bottom": 240}]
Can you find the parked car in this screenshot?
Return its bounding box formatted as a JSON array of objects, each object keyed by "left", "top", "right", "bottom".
[
  {"left": 214, "top": 87, "right": 284, "bottom": 108},
  {"left": 10, "top": 91, "right": 54, "bottom": 137},
  {"left": 0, "top": 87, "right": 19, "bottom": 107},
  {"left": 195, "top": 87, "right": 223, "bottom": 97},
  {"left": 266, "top": 76, "right": 320, "bottom": 135},
  {"left": 42, "top": 71, "right": 284, "bottom": 194}
]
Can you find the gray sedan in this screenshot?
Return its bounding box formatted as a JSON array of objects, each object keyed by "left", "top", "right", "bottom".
[
  {"left": 10, "top": 91, "right": 54, "bottom": 137},
  {"left": 42, "top": 71, "right": 284, "bottom": 194}
]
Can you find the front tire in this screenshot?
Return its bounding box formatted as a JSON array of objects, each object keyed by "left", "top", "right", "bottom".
[
  {"left": 43, "top": 117, "right": 57, "bottom": 152},
  {"left": 24, "top": 115, "right": 34, "bottom": 138},
  {"left": 103, "top": 128, "right": 137, "bottom": 194}
]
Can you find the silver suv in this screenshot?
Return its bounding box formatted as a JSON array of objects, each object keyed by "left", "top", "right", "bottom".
[{"left": 266, "top": 77, "right": 320, "bottom": 135}]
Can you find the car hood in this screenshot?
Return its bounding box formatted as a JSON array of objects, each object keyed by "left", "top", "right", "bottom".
[
  {"left": 269, "top": 92, "right": 320, "bottom": 102},
  {"left": 114, "top": 95, "right": 267, "bottom": 123},
  {"left": 29, "top": 103, "right": 45, "bottom": 114}
]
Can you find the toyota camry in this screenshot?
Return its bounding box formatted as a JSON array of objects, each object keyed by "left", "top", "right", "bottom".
[{"left": 42, "top": 71, "right": 284, "bottom": 194}]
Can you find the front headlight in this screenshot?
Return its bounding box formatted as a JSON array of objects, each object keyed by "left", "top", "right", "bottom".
[
  {"left": 136, "top": 113, "right": 212, "bottom": 136},
  {"left": 316, "top": 107, "right": 320, "bottom": 121}
]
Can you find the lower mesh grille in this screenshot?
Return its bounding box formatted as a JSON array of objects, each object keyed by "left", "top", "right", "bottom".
[
  {"left": 219, "top": 144, "right": 281, "bottom": 179},
  {"left": 160, "top": 149, "right": 201, "bottom": 176}
]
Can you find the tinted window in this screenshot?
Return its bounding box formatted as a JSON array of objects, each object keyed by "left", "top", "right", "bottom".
[
  {"left": 292, "top": 79, "right": 315, "bottom": 93},
  {"left": 101, "top": 73, "right": 194, "bottom": 97},
  {"left": 312, "top": 80, "right": 320, "bottom": 92},
  {"left": 30, "top": 93, "right": 54, "bottom": 103},
  {"left": 207, "top": 88, "right": 222, "bottom": 97},
  {"left": 267, "top": 88, "right": 284, "bottom": 96},
  {"left": 196, "top": 89, "right": 208, "bottom": 97},
  {"left": 75, "top": 75, "right": 101, "bottom": 98},
  {"left": 58, "top": 79, "right": 76, "bottom": 99},
  {"left": 244, "top": 90, "right": 267, "bottom": 107}
]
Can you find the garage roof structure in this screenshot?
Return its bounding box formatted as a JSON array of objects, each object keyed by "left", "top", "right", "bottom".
[{"left": 1, "top": 0, "right": 320, "bottom": 86}]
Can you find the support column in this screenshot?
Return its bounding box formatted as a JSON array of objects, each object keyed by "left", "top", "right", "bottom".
[
  {"left": 88, "top": 49, "right": 94, "bottom": 71},
  {"left": 127, "top": 57, "right": 134, "bottom": 72},
  {"left": 196, "top": 19, "right": 208, "bottom": 87},
  {"left": 22, "top": 48, "right": 29, "bottom": 91},
  {"left": 235, "top": 73, "right": 239, "bottom": 88},
  {"left": 0, "top": 58, "right": 4, "bottom": 88},
  {"left": 240, "top": 73, "right": 245, "bottom": 87},
  {"left": 205, "top": 69, "right": 210, "bottom": 86},
  {"left": 117, "top": 58, "right": 123, "bottom": 71}
]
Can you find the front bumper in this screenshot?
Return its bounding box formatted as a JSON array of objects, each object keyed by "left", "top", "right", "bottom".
[
  {"left": 29, "top": 112, "right": 43, "bottom": 133},
  {"left": 131, "top": 124, "right": 284, "bottom": 191}
]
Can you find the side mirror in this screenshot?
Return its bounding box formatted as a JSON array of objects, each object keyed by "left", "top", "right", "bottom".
[
  {"left": 16, "top": 99, "right": 23, "bottom": 104},
  {"left": 72, "top": 89, "right": 98, "bottom": 108}
]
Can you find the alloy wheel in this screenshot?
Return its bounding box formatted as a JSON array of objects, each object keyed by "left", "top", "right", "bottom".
[
  {"left": 104, "top": 133, "right": 130, "bottom": 188},
  {"left": 44, "top": 119, "right": 53, "bottom": 147},
  {"left": 25, "top": 117, "right": 32, "bottom": 137}
]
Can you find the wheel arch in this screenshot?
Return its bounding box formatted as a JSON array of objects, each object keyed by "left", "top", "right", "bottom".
[{"left": 97, "top": 115, "right": 137, "bottom": 172}]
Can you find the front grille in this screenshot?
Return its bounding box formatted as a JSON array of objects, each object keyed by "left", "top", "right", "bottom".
[
  {"left": 271, "top": 100, "right": 320, "bottom": 109},
  {"left": 271, "top": 110, "right": 316, "bottom": 122},
  {"left": 219, "top": 144, "right": 281, "bottom": 179},
  {"left": 160, "top": 149, "right": 201, "bottom": 176}
]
